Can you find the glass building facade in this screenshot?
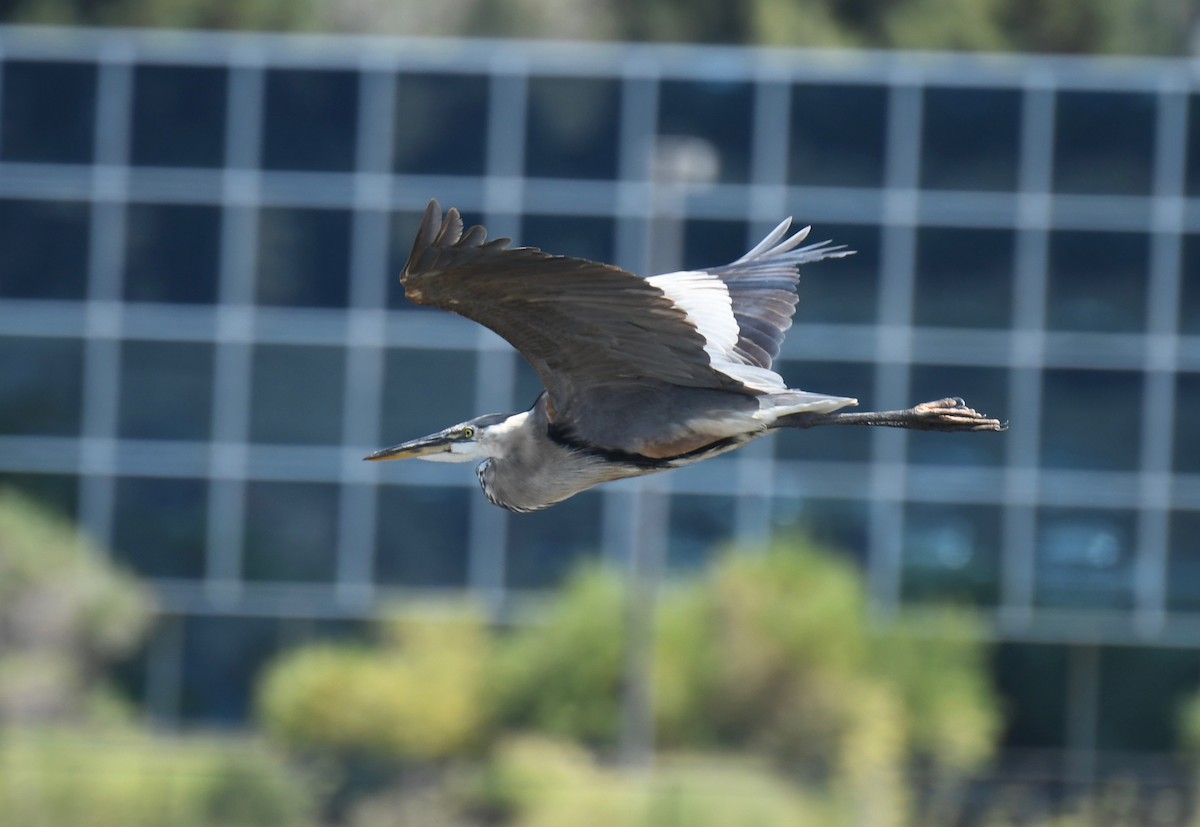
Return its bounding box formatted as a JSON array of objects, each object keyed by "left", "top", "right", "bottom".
[{"left": 0, "top": 27, "right": 1198, "bottom": 775}]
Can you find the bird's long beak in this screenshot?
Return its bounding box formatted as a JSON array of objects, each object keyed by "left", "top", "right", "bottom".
[{"left": 364, "top": 432, "right": 453, "bottom": 462}]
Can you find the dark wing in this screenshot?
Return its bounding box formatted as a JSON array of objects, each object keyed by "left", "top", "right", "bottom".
[
  {"left": 401, "top": 201, "right": 750, "bottom": 422},
  {"left": 710, "top": 220, "right": 853, "bottom": 369}
]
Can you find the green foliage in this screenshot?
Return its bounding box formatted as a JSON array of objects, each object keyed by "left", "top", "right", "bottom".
[
  {"left": 482, "top": 736, "right": 840, "bottom": 827},
  {"left": 2, "top": 0, "right": 1194, "bottom": 55},
  {"left": 0, "top": 489, "right": 153, "bottom": 725},
  {"left": 491, "top": 565, "right": 627, "bottom": 746},
  {"left": 0, "top": 728, "right": 313, "bottom": 827},
  {"left": 258, "top": 609, "right": 490, "bottom": 761}
]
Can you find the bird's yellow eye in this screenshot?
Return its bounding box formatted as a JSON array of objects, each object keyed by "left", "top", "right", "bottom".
[{"left": 462, "top": 426, "right": 476, "bottom": 439}]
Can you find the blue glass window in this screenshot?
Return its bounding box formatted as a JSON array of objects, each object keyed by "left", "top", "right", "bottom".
[
  {"left": 507, "top": 491, "right": 602, "bottom": 589},
  {"left": 1, "top": 61, "right": 95, "bottom": 163},
  {"left": 124, "top": 203, "right": 221, "bottom": 304},
  {"left": 375, "top": 485, "right": 471, "bottom": 587},
  {"left": 1047, "top": 230, "right": 1148, "bottom": 333},
  {"left": 1035, "top": 507, "right": 1136, "bottom": 610},
  {"left": 1180, "top": 234, "right": 1200, "bottom": 335},
  {"left": 262, "top": 69, "right": 358, "bottom": 172},
  {"left": 901, "top": 502, "right": 1002, "bottom": 606},
  {"left": 1175, "top": 372, "right": 1200, "bottom": 474},
  {"left": 394, "top": 73, "right": 488, "bottom": 176},
  {"left": 250, "top": 344, "right": 345, "bottom": 445},
  {"left": 243, "top": 481, "right": 339, "bottom": 582},
  {"left": 131, "top": 64, "right": 226, "bottom": 168},
  {"left": 118, "top": 340, "right": 213, "bottom": 440},
  {"left": 773, "top": 360, "right": 873, "bottom": 463},
  {"left": 256, "top": 207, "right": 351, "bottom": 307},
  {"left": 913, "top": 227, "right": 1014, "bottom": 329},
  {"left": 112, "top": 476, "right": 207, "bottom": 579},
  {"left": 682, "top": 218, "right": 747, "bottom": 271},
  {"left": 659, "top": 79, "right": 753, "bottom": 185},
  {"left": 771, "top": 497, "right": 869, "bottom": 564},
  {"left": 0, "top": 199, "right": 90, "bottom": 299},
  {"left": 0, "top": 337, "right": 83, "bottom": 436},
  {"left": 789, "top": 220, "right": 880, "bottom": 326},
  {"left": 526, "top": 76, "right": 619, "bottom": 180},
  {"left": 921, "top": 86, "right": 1020, "bottom": 191},
  {"left": 1040, "top": 369, "right": 1142, "bottom": 471},
  {"left": 521, "top": 214, "right": 615, "bottom": 263},
  {"left": 380, "top": 349, "right": 476, "bottom": 442},
  {"left": 789, "top": 84, "right": 886, "bottom": 188},
  {"left": 668, "top": 494, "right": 737, "bottom": 570},
  {"left": 1053, "top": 91, "right": 1155, "bottom": 196},
  {"left": 1167, "top": 511, "right": 1200, "bottom": 611},
  {"left": 0, "top": 472, "right": 78, "bottom": 519}
]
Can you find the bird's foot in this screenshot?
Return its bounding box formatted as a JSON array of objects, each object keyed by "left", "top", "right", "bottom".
[{"left": 908, "top": 397, "right": 1007, "bottom": 432}]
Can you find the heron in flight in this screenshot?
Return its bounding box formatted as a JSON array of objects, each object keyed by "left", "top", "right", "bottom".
[{"left": 367, "top": 200, "right": 1004, "bottom": 512}]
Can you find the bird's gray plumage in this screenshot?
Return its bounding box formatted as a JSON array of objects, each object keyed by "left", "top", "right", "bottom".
[{"left": 367, "top": 200, "right": 1004, "bottom": 511}]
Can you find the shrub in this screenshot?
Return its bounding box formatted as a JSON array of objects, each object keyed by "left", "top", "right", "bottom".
[
  {"left": 0, "top": 728, "right": 313, "bottom": 827},
  {"left": 258, "top": 608, "right": 490, "bottom": 762}
]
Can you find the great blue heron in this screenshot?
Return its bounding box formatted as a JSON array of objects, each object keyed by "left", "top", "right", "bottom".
[{"left": 367, "top": 200, "right": 1004, "bottom": 512}]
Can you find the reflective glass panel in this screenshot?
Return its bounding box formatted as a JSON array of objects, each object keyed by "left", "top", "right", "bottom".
[
  {"left": 507, "top": 491, "right": 602, "bottom": 589},
  {"left": 375, "top": 485, "right": 471, "bottom": 587},
  {"left": 913, "top": 227, "right": 1014, "bottom": 329},
  {"left": 1053, "top": 91, "right": 1155, "bottom": 195},
  {"left": 789, "top": 84, "right": 886, "bottom": 188},
  {"left": 659, "top": 79, "right": 753, "bottom": 184},
  {"left": 262, "top": 68, "right": 358, "bottom": 171},
  {"left": 243, "top": 481, "right": 339, "bottom": 582},
  {"left": 124, "top": 203, "right": 221, "bottom": 304},
  {"left": 112, "top": 476, "right": 207, "bottom": 579},
  {"left": 1040, "top": 370, "right": 1142, "bottom": 471},
  {"left": 921, "top": 86, "right": 1020, "bottom": 191},
  {"left": 1035, "top": 507, "right": 1136, "bottom": 610},
  {"left": 249, "top": 345, "right": 344, "bottom": 445},
  {"left": 0, "top": 337, "right": 83, "bottom": 435},
  {"left": 394, "top": 73, "right": 488, "bottom": 175},
  {"left": 901, "top": 502, "right": 1002, "bottom": 605},
  {"left": 131, "top": 64, "right": 226, "bottom": 168},
  {"left": 1046, "top": 230, "right": 1148, "bottom": 333},
  {"left": 118, "top": 340, "right": 213, "bottom": 440},
  {"left": 256, "top": 207, "right": 351, "bottom": 307},
  {"left": 1, "top": 61, "right": 95, "bottom": 163},
  {"left": 0, "top": 199, "right": 90, "bottom": 299},
  {"left": 667, "top": 494, "right": 737, "bottom": 570},
  {"left": 526, "top": 76, "right": 619, "bottom": 180}
]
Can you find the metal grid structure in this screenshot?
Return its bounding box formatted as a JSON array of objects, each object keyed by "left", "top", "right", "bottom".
[{"left": 1, "top": 26, "right": 1199, "bottom": 738}]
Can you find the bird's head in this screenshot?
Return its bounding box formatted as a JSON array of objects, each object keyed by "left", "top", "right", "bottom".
[{"left": 364, "top": 412, "right": 522, "bottom": 464}]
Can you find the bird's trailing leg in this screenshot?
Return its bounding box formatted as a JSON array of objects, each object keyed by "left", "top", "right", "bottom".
[{"left": 783, "top": 397, "right": 1006, "bottom": 432}]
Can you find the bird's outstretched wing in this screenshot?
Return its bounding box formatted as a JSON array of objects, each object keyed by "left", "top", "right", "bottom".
[{"left": 401, "top": 200, "right": 850, "bottom": 427}]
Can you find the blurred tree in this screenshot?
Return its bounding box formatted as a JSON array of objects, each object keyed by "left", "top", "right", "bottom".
[
  {"left": 0, "top": 488, "right": 153, "bottom": 726},
  {"left": 0, "top": 0, "right": 1195, "bottom": 54},
  {"left": 258, "top": 608, "right": 491, "bottom": 761}
]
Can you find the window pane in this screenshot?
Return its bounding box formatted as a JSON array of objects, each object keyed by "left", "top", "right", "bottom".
[
  {"left": 521, "top": 214, "right": 615, "bottom": 263},
  {"left": 921, "top": 87, "right": 1020, "bottom": 191},
  {"left": 256, "top": 207, "right": 351, "bottom": 307},
  {"left": 1035, "top": 507, "right": 1136, "bottom": 610},
  {"left": 790, "top": 221, "right": 881, "bottom": 326},
  {"left": 526, "top": 76, "right": 619, "bottom": 180},
  {"left": 0, "top": 337, "right": 83, "bottom": 436},
  {"left": 995, "top": 643, "right": 1068, "bottom": 749},
  {"left": 790, "top": 84, "right": 886, "bottom": 188},
  {"left": 124, "top": 203, "right": 221, "bottom": 304},
  {"left": 913, "top": 227, "right": 1014, "bottom": 329},
  {"left": 0, "top": 472, "right": 78, "bottom": 519},
  {"left": 1175, "top": 372, "right": 1200, "bottom": 474},
  {"left": 0, "top": 199, "right": 90, "bottom": 299},
  {"left": 262, "top": 69, "right": 358, "bottom": 172},
  {"left": 1096, "top": 648, "right": 1199, "bottom": 751},
  {"left": 380, "top": 349, "right": 477, "bottom": 453},
  {"left": 1040, "top": 369, "right": 1142, "bottom": 471},
  {"left": 908, "top": 366, "right": 1008, "bottom": 467},
  {"left": 773, "top": 360, "right": 873, "bottom": 463},
  {"left": 244, "top": 481, "right": 339, "bottom": 582},
  {"left": 131, "top": 64, "right": 226, "bottom": 168},
  {"left": 1188, "top": 95, "right": 1200, "bottom": 197},
  {"left": 682, "top": 219, "right": 747, "bottom": 272},
  {"left": 507, "top": 492, "right": 602, "bottom": 589},
  {"left": 659, "top": 80, "right": 753, "bottom": 185},
  {"left": 180, "top": 616, "right": 282, "bottom": 723},
  {"left": 1167, "top": 511, "right": 1200, "bottom": 612},
  {"left": 1180, "top": 234, "right": 1200, "bottom": 335},
  {"left": 375, "top": 485, "right": 470, "bottom": 587},
  {"left": 1053, "top": 91, "right": 1155, "bottom": 196},
  {"left": 668, "top": 494, "right": 737, "bottom": 570},
  {"left": 1046, "top": 231, "right": 1148, "bottom": 333},
  {"left": 394, "top": 73, "right": 488, "bottom": 176},
  {"left": 119, "top": 340, "right": 213, "bottom": 440},
  {"left": 250, "top": 345, "right": 344, "bottom": 445},
  {"left": 771, "top": 497, "right": 869, "bottom": 564},
  {"left": 1, "top": 61, "right": 95, "bottom": 163},
  {"left": 112, "top": 476, "right": 207, "bottom": 579},
  {"left": 901, "top": 503, "right": 1001, "bottom": 606}
]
